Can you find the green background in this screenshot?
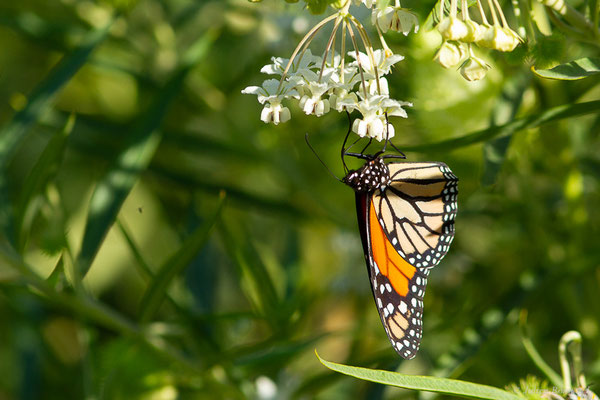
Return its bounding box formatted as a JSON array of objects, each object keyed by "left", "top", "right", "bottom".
[{"left": 0, "top": 0, "right": 599, "bottom": 398}]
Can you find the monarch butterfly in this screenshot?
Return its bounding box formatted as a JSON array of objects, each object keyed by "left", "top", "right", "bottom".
[{"left": 342, "top": 150, "right": 458, "bottom": 359}]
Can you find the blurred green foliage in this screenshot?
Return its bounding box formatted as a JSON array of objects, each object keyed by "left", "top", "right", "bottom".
[{"left": 0, "top": 0, "right": 599, "bottom": 399}]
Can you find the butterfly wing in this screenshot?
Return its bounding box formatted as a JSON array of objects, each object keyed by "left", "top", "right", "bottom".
[{"left": 356, "top": 162, "right": 458, "bottom": 359}]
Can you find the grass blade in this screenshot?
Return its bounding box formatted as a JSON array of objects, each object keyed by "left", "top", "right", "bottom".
[
  {"left": 76, "top": 29, "right": 218, "bottom": 279},
  {"left": 0, "top": 21, "right": 111, "bottom": 243},
  {"left": 137, "top": 192, "right": 226, "bottom": 323},
  {"left": 404, "top": 100, "right": 600, "bottom": 153},
  {"left": 481, "top": 74, "right": 529, "bottom": 186},
  {"left": 532, "top": 57, "right": 600, "bottom": 80},
  {"left": 15, "top": 114, "right": 75, "bottom": 251},
  {"left": 316, "top": 352, "right": 523, "bottom": 400},
  {"left": 219, "top": 220, "right": 281, "bottom": 325},
  {"left": 75, "top": 68, "right": 187, "bottom": 279},
  {"left": 519, "top": 311, "right": 563, "bottom": 387}
]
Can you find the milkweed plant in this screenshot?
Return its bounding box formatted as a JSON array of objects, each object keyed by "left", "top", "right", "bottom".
[{"left": 242, "top": 0, "right": 525, "bottom": 140}]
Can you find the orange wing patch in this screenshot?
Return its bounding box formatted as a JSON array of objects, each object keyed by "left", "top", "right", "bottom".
[{"left": 369, "top": 200, "right": 416, "bottom": 297}]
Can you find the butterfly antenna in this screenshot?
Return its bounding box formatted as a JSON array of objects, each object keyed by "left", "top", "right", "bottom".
[
  {"left": 341, "top": 112, "right": 352, "bottom": 173},
  {"left": 382, "top": 112, "right": 406, "bottom": 159},
  {"left": 306, "top": 133, "right": 342, "bottom": 182}
]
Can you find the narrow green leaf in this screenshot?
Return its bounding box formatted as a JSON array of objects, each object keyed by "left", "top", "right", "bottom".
[
  {"left": 15, "top": 114, "right": 75, "bottom": 251},
  {"left": 532, "top": 57, "right": 600, "bottom": 80},
  {"left": 481, "top": 74, "right": 529, "bottom": 186},
  {"left": 404, "top": 100, "right": 600, "bottom": 153},
  {"left": 519, "top": 311, "right": 563, "bottom": 388},
  {"left": 76, "top": 28, "right": 218, "bottom": 278},
  {"left": 76, "top": 68, "right": 188, "bottom": 279},
  {"left": 0, "top": 25, "right": 110, "bottom": 168},
  {"left": 138, "top": 193, "right": 226, "bottom": 323},
  {"left": 0, "top": 21, "right": 111, "bottom": 243},
  {"left": 316, "top": 353, "right": 523, "bottom": 400},
  {"left": 219, "top": 220, "right": 280, "bottom": 321}
]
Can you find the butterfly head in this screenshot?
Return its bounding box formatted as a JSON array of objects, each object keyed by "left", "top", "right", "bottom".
[{"left": 343, "top": 156, "right": 392, "bottom": 193}]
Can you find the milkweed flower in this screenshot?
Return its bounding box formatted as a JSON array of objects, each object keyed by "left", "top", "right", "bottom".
[
  {"left": 434, "top": 41, "right": 466, "bottom": 68},
  {"left": 343, "top": 94, "right": 410, "bottom": 141},
  {"left": 372, "top": 6, "right": 419, "bottom": 35},
  {"left": 459, "top": 55, "right": 489, "bottom": 81},
  {"left": 437, "top": 17, "right": 468, "bottom": 40},
  {"left": 241, "top": 79, "right": 296, "bottom": 124},
  {"left": 434, "top": 0, "right": 522, "bottom": 80}
]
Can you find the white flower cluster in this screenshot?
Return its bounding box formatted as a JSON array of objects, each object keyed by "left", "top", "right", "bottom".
[
  {"left": 433, "top": 0, "right": 522, "bottom": 80},
  {"left": 243, "top": 49, "right": 411, "bottom": 141},
  {"left": 242, "top": 0, "right": 418, "bottom": 141}
]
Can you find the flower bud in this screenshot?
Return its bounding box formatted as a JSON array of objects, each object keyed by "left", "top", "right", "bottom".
[
  {"left": 433, "top": 41, "right": 465, "bottom": 68},
  {"left": 459, "top": 56, "right": 489, "bottom": 81},
  {"left": 260, "top": 102, "right": 291, "bottom": 125},
  {"left": 462, "top": 20, "right": 485, "bottom": 43},
  {"left": 437, "top": 17, "right": 468, "bottom": 41},
  {"left": 478, "top": 25, "right": 521, "bottom": 51}
]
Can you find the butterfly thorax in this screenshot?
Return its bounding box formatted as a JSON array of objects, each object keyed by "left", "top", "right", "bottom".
[{"left": 343, "top": 157, "right": 392, "bottom": 193}]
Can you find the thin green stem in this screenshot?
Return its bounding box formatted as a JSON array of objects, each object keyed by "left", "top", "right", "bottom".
[
  {"left": 277, "top": 13, "right": 338, "bottom": 93},
  {"left": 493, "top": 0, "right": 510, "bottom": 26},
  {"left": 347, "top": 15, "right": 382, "bottom": 95},
  {"left": 341, "top": 19, "right": 347, "bottom": 84},
  {"left": 486, "top": 0, "right": 501, "bottom": 25},
  {"left": 318, "top": 15, "right": 344, "bottom": 83},
  {"left": 477, "top": 0, "right": 490, "bottom": 24},
  {"left": 559, "top": 331, "right": 586, "bottom": 390},
  {"left": 519, "top": 310, "right": 563, "bottom": 388},
  {"left": 345, "top": 22, "right": 368, "bottom": 97}
]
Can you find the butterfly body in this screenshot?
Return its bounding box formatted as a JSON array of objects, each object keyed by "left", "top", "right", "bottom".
[{"left": 343, "top": 155, "right": 458, "bottom": 359}]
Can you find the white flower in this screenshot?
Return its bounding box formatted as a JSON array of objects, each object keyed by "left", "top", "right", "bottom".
[
  {"left": 348, "top": 49, "right": 404, "bottom": 77},
  {"left": 242, "top": 79, "right": 295, "bottom": 124},
  {"left": 381, "top": 97, "right": 411, "bottom": 118},
  {"left": 367, "top": 77, "right": 389, "bottom": 95},
  {"left": 260, "top": 101, "right": 291, "bottom": 125},
  {"left": 298, "top": 76, "right": 331, "bottom": 116},
  {"left": 260, "top": 49, "right": 322, "bottom": 76},
  {"left": 459, "top": 56, "right": 490, "bottom": 81},
  {"left": 433, "top": 41, "right": 466, "bottom": 68},
  {"left": 437, "top": 17, "right": 468, "bottom": 41},
  {"left": 329, "top": 88, "right": 359, "bottom": 112},
  {"left": 372, "top": 6, "right": 419, "bottom": 35},
  {"left": 350, "top": 94, "right": 410, "bottom": 141},
  {"left": 242, "top": 78, "right": 297, "bottom": 104},
  {"left": 463, "top": 20, "right": 485, "bottom": 43},
  {"left": 477, "top": 25, "right": 521, "bottom": 51}
]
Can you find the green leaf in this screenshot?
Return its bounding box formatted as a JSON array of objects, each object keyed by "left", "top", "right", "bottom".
[
  {"left": 219, "top": 219, "right": 281, "bottom": 323},
  {"left": 481, "top": 73, "right": 529, "bottom": 186},
  {"left": 0, "top": 21, "right": 111, "bottom": 244},
  {"left": 15, "top": 114, "right": 75, "bottom": 251},
  {"left": 137, "top": 192, "right": 225, "bottom": 323},
  {"left": 76, "top": 29, "right": 218, "bottom": 279},
  {"left": 532, "top": 58, "right": 600, "bottom": 80},
  {"left": 75, "top": 70, "right": 186, "bottom": 280},
  {"left": 316, "top": 353, "right": 524, "bottom": 399},
  {"left": 403, "top": 100, "right": 600, "bottom": 153}
]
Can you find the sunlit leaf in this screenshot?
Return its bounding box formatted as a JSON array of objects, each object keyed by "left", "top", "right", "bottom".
[
  {"left": 0, "top": 21, "right": 111, "bottom": 244},
  {"left": 317, "top": 352, "right": 523, "bottom": 399},
  {"left": 532, "top": 58, "right": 600, "bottom": 80},
  {"left": 403, "top": 100, "right": 600, "bottom": 152},
  {"left": 15, "top": 114, "right": 75, "bottom": 251}
]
